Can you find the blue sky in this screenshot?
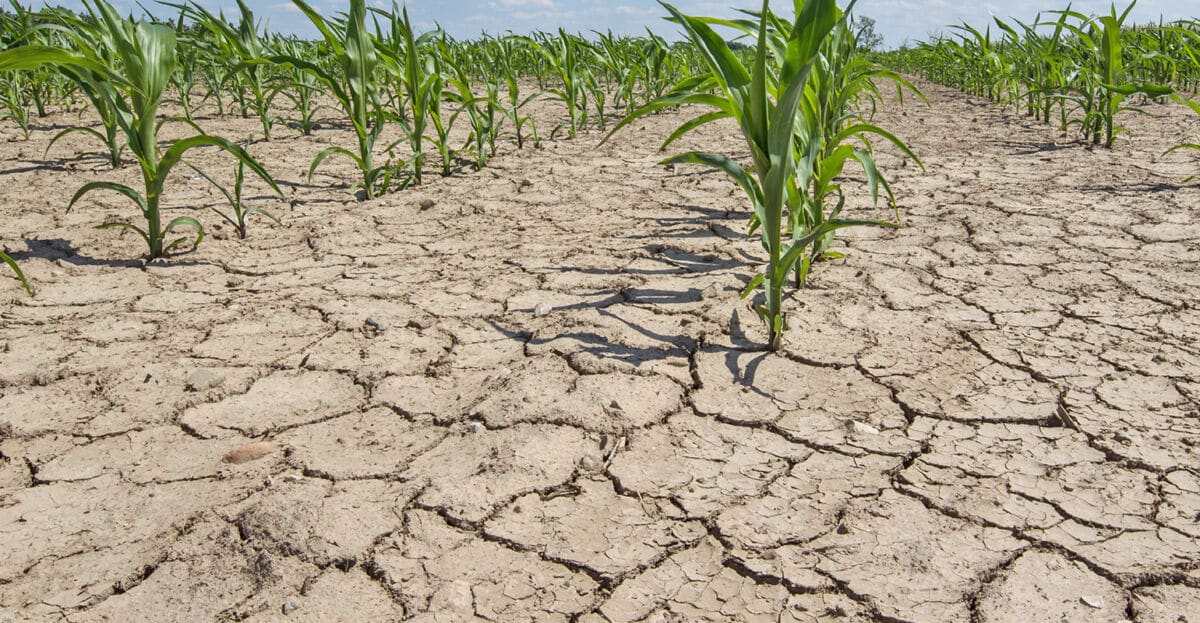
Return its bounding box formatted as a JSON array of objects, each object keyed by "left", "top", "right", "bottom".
[{"left": 31, "top": 0, "right": 1200, "bottom": 49}]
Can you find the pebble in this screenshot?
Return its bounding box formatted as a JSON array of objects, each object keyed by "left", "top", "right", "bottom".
[
  {"left": 407, "top": 317, "right": 434, "bottom": 330},
  {"left": 419, "top": 198, "right": 436, "bottom": 211},
  {"left": 579, "top": 454, "right": 602, "bottom": 472},
  {"left": 186, "top": 368, "right": 225, "bottom": 392},
  {"left": 282, "top": 598, "right": 301, "bottom": 615},
  {"left": 533, "top": 302, "right": 553, "bottom": 317},
  {"left": 466, "top": 422, "right": 485, "bottom": 434},
  {"left": 700, "top": 283, "right": 721, "bottom": 300},
  {"left": 844, "top": 420, "right": 880, "bottom": 435},
  {"left": 1080, "top": 595, "right": 1104, "bottom": 609},
  {"left": 222, "top": 441, "right": 279, "bottom": 465}
]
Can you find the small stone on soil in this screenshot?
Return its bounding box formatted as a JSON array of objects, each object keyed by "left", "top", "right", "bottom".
[
  {"left": 364, "top": 317, "right": 386, "bottom": 335},
  {"left": 222, "top": 441, "right": 279, "bottom": 465},
  {"left": 186, "top": 368, "right": 225, "bottom": 392},
  {"left": 282, "top": 598, "right": 301, "bottom": 615},
  {"left": 580, "top": 454, "right": 602, "bottom": 472},
  {"left": 844, "top": 420, "right": 880, "bottom": 435},
  {"left": 533, "top": 302, "right": 553, "bottom": 317}
]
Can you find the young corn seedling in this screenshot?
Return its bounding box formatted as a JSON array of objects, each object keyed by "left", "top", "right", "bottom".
[
  {"left": 170, "top": 0, "right": 277, "bottom": 140},
  {"left": 0, "top": 0, "right": 282, "bottom": 259},
  {"left": 1052, "top": 3, "right": 1172, "bottom": 147},
  {"left": 792, "top": 15, "right": 924, "bottom": 286},
  {"left": 268, "top": 38, "right": 326, "bottom": 136},
  {"left": 528, "top": 30, "right": 591, "bottom": 138},
  {"left": 610, "top": 0, "right": 897, "bottom": 351},
  {"left": 0, "top": 72, "right": 32, "bottom": 139},
  {"left": 41, "top": 5, "right": 128, "bottom": 168},
  {"left": 1, "top": 250, "right": 31, "bottom": 295},
  {"left": 188, "top": 160, "right": 282, "bottom": 239},
  {"left": 492, "top": 35, "right": 542, "bottom": 148},
  {"left": 374, "top": 3, "right": 436, "bottom": 186},
  {"left": 444, "top": 36, "right": 503, "bottom": 169},
  {"left": 266, "top": 0, "right": 392, "bottom": 198},
  {"left": 424, "top": 53, "right": 463, "bottom": 177}
]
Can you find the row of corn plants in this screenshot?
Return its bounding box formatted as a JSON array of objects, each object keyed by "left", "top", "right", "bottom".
[
  {"left": 1, "top": 0, "right": 914, "bottom": 356},
  {"left": 0, "top": 0, "right": 706, "bottom": 293},
  {"left": 876, "top": 1, "right": 1189, "bottom": 148},
  {"left": 0, "top": 0, "right": 282, "bottom": 260}
]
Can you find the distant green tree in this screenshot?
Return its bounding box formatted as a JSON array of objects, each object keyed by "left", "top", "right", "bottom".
[{"left": 854, "top": 15, "right": 883, "bottom": 51}]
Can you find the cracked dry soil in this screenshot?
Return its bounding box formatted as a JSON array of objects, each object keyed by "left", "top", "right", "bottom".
[{"left": 1, "top": 78, "right": 1199, "bottom": 622}]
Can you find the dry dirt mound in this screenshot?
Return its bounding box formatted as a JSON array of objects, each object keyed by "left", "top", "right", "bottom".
[{"left": 1, "top": 80, "right": 1198, "bottom": 621}]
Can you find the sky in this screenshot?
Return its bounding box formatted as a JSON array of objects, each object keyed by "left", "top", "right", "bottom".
[{"left": 29, "top": 0, "right": 1200, "bottom": 49}]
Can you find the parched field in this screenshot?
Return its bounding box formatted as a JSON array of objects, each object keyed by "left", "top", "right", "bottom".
[{"left": 1, "top": 79, "right": 1198, "bottom": 622}]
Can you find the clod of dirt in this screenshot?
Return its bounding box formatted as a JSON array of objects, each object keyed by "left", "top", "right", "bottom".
[
  {"left": 406, "top": 317, "right": 433, "bottom": 330},
  {"left": 282, "top": 597, "right": 301, "bottom": 615},
  {"left": 844, "top": 420, "right": 880, "bottom": 435},
  {"left": 700, "top": 283, "right": 721, "bottom": 300},
  {"left": 222, "top": 442, "right": 279, "bottom": 465},
  {"left": 186, "top": 369, "right": 225, "bottom": 392},
  {"left": 579, "top": 454, "right": 602, "bottom": 472},
  {"left": 418, "top": 199, "right": 435, "bottom": 211},
  {"left": 363, "top": 317, "right": 386, "bottom": 336},
  {"left": 1079, "top": 595, "right": 1104, "bottom": 609},
  {"left": 533, "top": 302, "right": 552, "bottom": 317}
]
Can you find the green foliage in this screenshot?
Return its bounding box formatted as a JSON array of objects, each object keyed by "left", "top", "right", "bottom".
[
  {"left": 0, "top": 0, "right": 281, "bottom": 259},
  {"left": 609, "top": 0, "right": 913, "bottom": 351},
  {"left": 1, "top": 249, "right": 31, "bottom": 295},
  {"left": 268, "top": 0, "right": 395, "bottom": 198},
  {"left": 877, "top": 1, "right": 1178, "bottom": 148}
]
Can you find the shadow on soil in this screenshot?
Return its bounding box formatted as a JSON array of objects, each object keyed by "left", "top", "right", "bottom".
[{"left": 12, "top": 237, "right": 211, "bottom": 269}]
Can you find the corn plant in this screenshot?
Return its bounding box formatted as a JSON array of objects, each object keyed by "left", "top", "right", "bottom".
[
  {"left": 444, "top": 36, "right": 502, "bottom": 169},
  {"left": 1164, "top": 95, "right": 1200, "bottom": 183},
  {"left": 39, "top": 4, "right": 127, "bottom": 168},
  {"left": 374, "top": 4, "right": 437, "bottom": 186},
  {"left": 265, "top": 0, "right": 393, "bottom": 198},
  {"left": 1052, "top": 4, "right": 1173, "bottom": 147},
  {"left": 268, "top": 38, "right": 326, "bottom": 135},
  {"left": 188, "top": 161, "right": 282, "bottom": 238},
  {"left": 0, "top": 72, "right": 32, "bottom": 138},
  {"left": 489, "top": 35, "right": 542, "bottom": 147},
  {"left": 423, "top": 52, "right": 462, "bottom": 177},
  {"left": 792, "top": 15, "right": 923, "bottom": 285},
  {"left": 1, "top": 250, "right": 30, "bottom": 295},
  {"left": 0, "top": 0, "right": 281, "bottom": 259},
  {"left": 527, "top": 30, "right": 592, "bottom": 138},
  {"left": 611, "top": 0, "right": 898, "bottom": 351},
  {"left": 169, "top": 26, "right": 203, "bottom": 123},
  {"left": 169, "top": 0, "right": 276, "bottom": 140}
]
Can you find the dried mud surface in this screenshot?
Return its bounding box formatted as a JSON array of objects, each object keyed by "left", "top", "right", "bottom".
[{"left": 1, "top": 79, "right": 1199, "bottom": 622}]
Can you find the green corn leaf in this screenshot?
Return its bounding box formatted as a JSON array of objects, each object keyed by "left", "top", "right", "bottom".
[
  {"left": 1, "top": 251, "right": 32, "bottom": 296},
  {"left": 68, "top": 181, "right": 146, "bottom": 214},
  {"left": 662, "top": 151, "right": 764, "bottom": 209},
  {"left": 161, "top": 216, "right": 205, "bottom": 253},
  {"left": 310, "top": 146, "right": 367, "bottom": 181}
]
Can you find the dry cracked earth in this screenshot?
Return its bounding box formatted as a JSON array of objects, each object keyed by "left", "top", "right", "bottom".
[{"left": 1, "top": 79, "right": 1199, "bottom": 622}]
